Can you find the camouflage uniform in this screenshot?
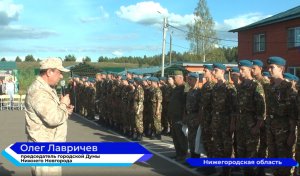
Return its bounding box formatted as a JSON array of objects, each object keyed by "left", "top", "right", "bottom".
[
  {"left": 25, "top": 76, "right": 70, "bottom": 176},
  {"left": 86, "top": 85, "right": 96, "bottom": 120},
  {"left": 121, "top": 85, "right": 130, "bottom": 134},
  {"left": 265, "top": 80, "right": 297, "bottom": 176},
  {"left": 185, "top": 87, "right": 201, "bottom": 157},
  {"left": 165, "top": 84, "right": 176, "bottom": 130},
  {"left": 168, "top": 84, "right": 188, "bottom": 159},
  {"left": 95, "top": 79, "right": 102, "bottom": 115},
  {"left": 211, "top": 81, "right": 237, "bottom": 158},
  {"left": 127, "top": 87, "right": 135, "bottom": 135},
  {"left": 160, "top": 84, "right": 168, "bottom": 132},
  {"left": 114, "top": 80, "right": 122, "bottom": 129},
  {"left": 150, "top": 87, "right": 163, "bottom": 135},
  {"left": 133, "top": 85, "right": 144, "bottom": 138},
  {"left": 143, "top": 86, "right": 153, "bottom": 136},
  {"left": 256, "top": 76, "right": 270, "bottom": 159},
  {"left": 236, "top": 79, "right": 265, "bottom": 175},
  {"left": 200, "top": 80, "right": 215, "bottom": 158}
]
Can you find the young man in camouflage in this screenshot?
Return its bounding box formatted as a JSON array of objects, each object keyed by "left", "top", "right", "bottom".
[
  {"left": 25, "top": 58, "right": 74, "bottom": 176},
  {"left": 165, "top": 76, "right": 176, "bottom": 135},
  {"left": 251, "top": 59, "right": 270, "bottom": 176},
  {"left": 211, "top": 63, "right": 237, "bottom": 176},
  {"left": 184, "top": 72, "right": 201, "bottom": 158},
  {"left": 235, "top": 60, "right": 266, "bottom": 175},
  {"left": 265, "top": 56, "right": 297, "bottom": 176},
  {"left": 200, "top": 65, "right": 215, "bottom": 158},
  {"left": 132, "top": 77, "right": 144, "bottom": 141},
  {"left": 149, "top": 77, "right": 163, "bottom": 140}
]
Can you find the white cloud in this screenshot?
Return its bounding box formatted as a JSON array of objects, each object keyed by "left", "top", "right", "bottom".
[
  {"left": 116, "top": 1, "right": 194, "bottom": 27},
  {"left": 215, "top": 12, "right": 271, "bottom": 31},
  {"left": 112, "top": 50, "right": 123, "bottom": 57},
  {"left": 0, "top": 25, "right": 57, "bottom": 39},
  {"left": 79, "top": 6, "right": 109, "bottom": 23},
  {"left": 0, "top": 0, "right": 23, "bottom": 26}
]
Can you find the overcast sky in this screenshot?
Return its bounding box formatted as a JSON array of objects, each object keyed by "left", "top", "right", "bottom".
[{"left": 0, "top": 0, "right": 299, "bottom": 61}]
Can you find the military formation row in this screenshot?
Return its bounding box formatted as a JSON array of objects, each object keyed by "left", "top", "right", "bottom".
[{"left": 66, "top": 56, "right": 299, "bottom": 176}]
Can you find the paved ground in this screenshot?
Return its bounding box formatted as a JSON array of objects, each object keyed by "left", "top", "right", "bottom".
[
  {"left": 0, "top": 110, "right": 276, "bottom": 176},
  {"left": 0, "top": 111, "right": 200, "bottom": 176}
]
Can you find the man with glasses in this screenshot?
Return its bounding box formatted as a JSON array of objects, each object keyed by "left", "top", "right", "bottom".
[{"left": 25, "top": 58, "right": 74, "bottom": 176}]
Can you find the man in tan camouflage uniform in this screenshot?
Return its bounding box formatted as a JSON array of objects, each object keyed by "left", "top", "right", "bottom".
[
  {"left": 235, "top": 60, "right": 266, "bottom": 175},
  {"left": 149, "top": 77, "right": 163, "bottom": 140},
  {"left": 265, "top": 56, "right": 297, "bottom": 176},
  {"left": 132, "top": 77, "right": 144, "bottom": 141},
  {"left": 25, "top": 58, "right": 74, "bottom": 176}
]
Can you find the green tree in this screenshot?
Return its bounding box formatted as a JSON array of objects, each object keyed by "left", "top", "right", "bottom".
[
  {"left": 64, "top": 54, "right": 76, "bottom": 62},
  {"left": 25, "top": 55, "right": 36, "bottom": 62},
  {"left": 186, "top": 0, "right": 217, "bottom": 62},
  {"left": 82, "top": 56, "right": 91, "bottom": 62},
  {"left": 15, "top": 56, "right": 22, "bottom": 62},
  {"left": 1, "top": 57, "right": 6, "bottom": 61}
]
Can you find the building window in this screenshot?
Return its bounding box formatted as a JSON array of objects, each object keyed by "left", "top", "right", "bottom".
[
  {"left": 253, "top": 33, "right": 265, "bottom": 52},
  {"left": 288, "top": 27, "right": 300, "bottom": 48},
  {"left": 288, "top": 67, "right": 300, "bottom": 79}
]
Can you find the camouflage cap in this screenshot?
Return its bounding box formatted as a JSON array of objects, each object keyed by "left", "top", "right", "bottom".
[
  {"left": 40, "top": 57, "right": 69, "bottom": 72},
  {"left": 174, "top": 70, "right": 183, "bottom": 76}
]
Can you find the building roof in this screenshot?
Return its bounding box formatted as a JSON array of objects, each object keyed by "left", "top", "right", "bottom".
[
  {"left": 0, "top": 61, "right": 17, "bottom": 70},
  {"left": 229, "top": 5, "right": 300, "bottom": 32}
]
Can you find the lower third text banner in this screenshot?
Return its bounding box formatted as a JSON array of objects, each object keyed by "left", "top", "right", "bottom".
[{"left": 2, "top": 142, "right": 153, "bottom": 167}]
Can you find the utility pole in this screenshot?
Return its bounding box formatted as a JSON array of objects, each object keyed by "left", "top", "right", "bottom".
[
  {"left": 161, "top": 17, "right": 167, "bottom": 77},
  {"left": 169, "top": 32, "right": 172, "bottom": 65}
]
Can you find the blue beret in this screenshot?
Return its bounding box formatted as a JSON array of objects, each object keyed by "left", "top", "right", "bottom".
[
  {"left": 159, "top": 77, "right": 167, "bottom": 81},
  {"left": 203, "top": 64, "right": 213, "bottom": 71},
  {"left": 213, "top": 63, "right": 226, "bottom": 71},
  {"left": 284, "top": 73, "right": 299, "bottom": 81},
  {"left": 150, "top": 77, "right": 159, "bottom": 82},
  {"left": 283, "top": 73, "right": 295, "bottom": 81},
  {"left": 128, "top": 79, "right": 134, "bottom": 84},
  {"left": 230, "top": 67, "right": 240, "bottom": 73},
  {"left": 267, "top": 56, "right": 286, "bottom": 66},
  {"left": 262, "top": 72, "right": 270, "bottom": 77},
  {"left": 188, "top": 72, "right": 199, "bottom": 78},
  {"left": 107, "top": 71, "right": 112, "bottom": 74},
  {"left": 134, "top": 77, "right": 143, "bottom": 82},
  {"left": 252, "top": 59, "right": 264, "bottom": 67},
  {"left": 239, "top": 60, "right": 253, "bottom": 68},
  {"left": 127, "top": 71, "right": 133, "bottom": 74},
  {"left": 102, "top": 72, "right": 107, "bottom": 75},
  {"left": 144, "top": 73, "right": 151, "bottom": 77}
]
